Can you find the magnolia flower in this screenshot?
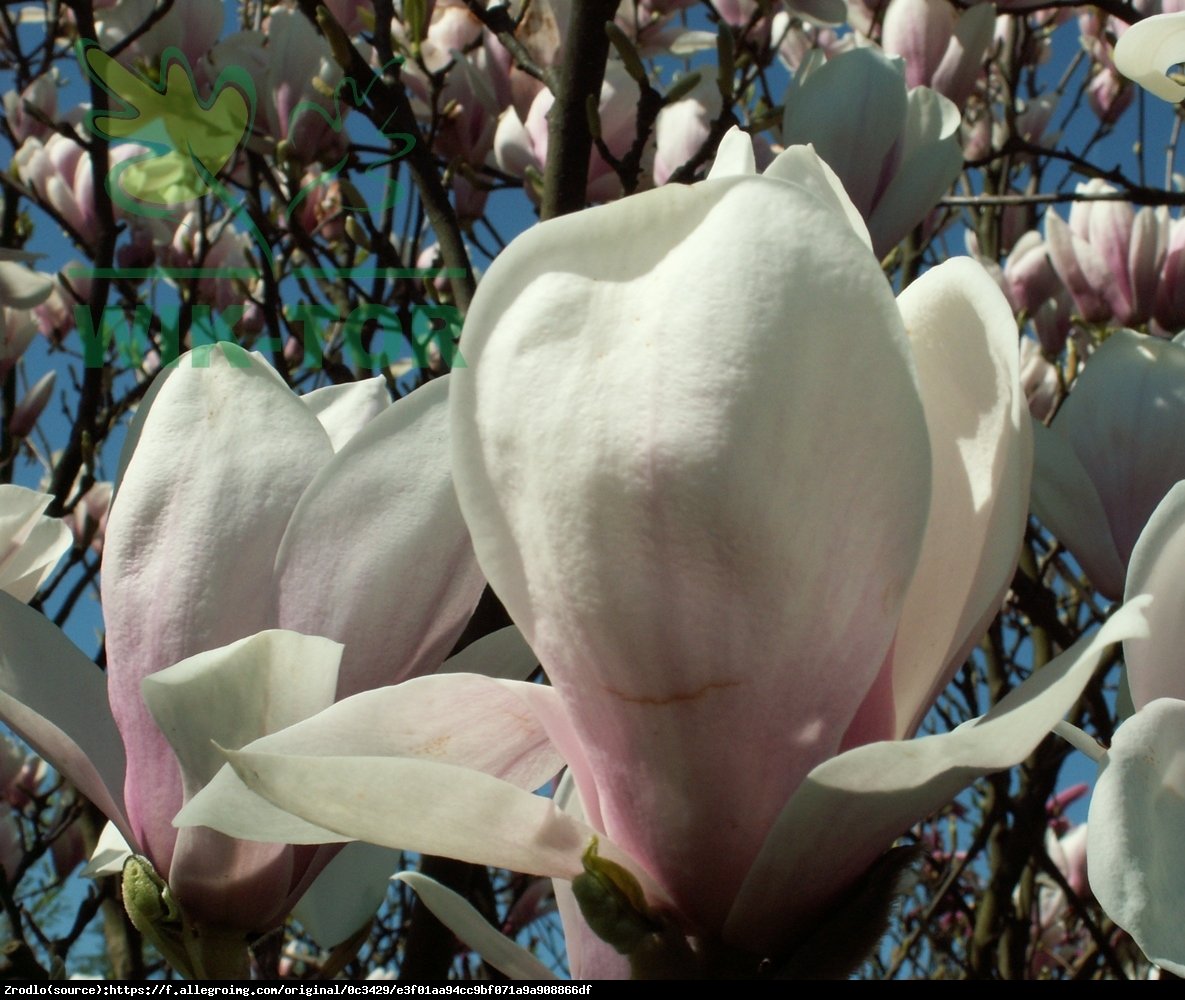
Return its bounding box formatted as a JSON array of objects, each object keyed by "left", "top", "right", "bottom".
[
  {"left": 0, "top": 346, "right": 488, "bottom": 974},
  {"left": 178, "top": 139, "right": 1147, "bottom": 977},
  {"left": 881, "top": 0, "right": 996, "bottom": 109},
  {"left": 1044, "top": 180, "right": 1166, "bottom": 327},
  {"left": 781, "top": 48, "right": 963, "bottom": 258},
  {"left": 1031, "top": 329, "right": 1185, "bottom": 600},
  {"left": 1073, "top": 479, "right": 1185, "bottom": 977},
  {"left": 494, "top": 61, "right": 641, "bottom": 205}
]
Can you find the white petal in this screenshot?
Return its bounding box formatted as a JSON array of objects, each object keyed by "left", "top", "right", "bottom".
[
  {"left": 394, "top": 871, "right": 559, "bottom": 980},
  {"left": 141, "top": 630, "right": 343, "bottom": 797},
  {"left": 299, "top": 376, "right": 391, "bottom": 451},
  {"left": 1031, "top": 420, "right": 1126, "bottom": 600},
  {"left": 763, "top": 143, "right": 873, "bottom": 249},
  {"left": 887, "top": 258, "right": 1032, "bottom": 737},
  {"left": 294, "top": 842, "right": 401, "bottom": 948},
  {"left": 450, "top": 173, "right": 932, "bottom": 926},
  {"left": 1088, "top": 698, "right": 1185, "bottom": 976},
  {"left": 1124, "top": 480, "right": 1185, "bottom": 706},
  {"left": 706, "top": 126, "right": 756, "bottom": 179},
  {"left": 82, "top": 821, "right": 133, "bottom": 878},
  {"left": 440, "top": 626, "right": 539, "bottom": 680},
  {"left": 726, "top": 598, "right": 1149, "bottom": 954},
  {"left": 1114, "top": 13, "right": 1185, "bottom": 104}
]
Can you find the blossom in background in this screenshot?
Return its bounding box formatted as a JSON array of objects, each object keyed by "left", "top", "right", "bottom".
[
  {"left": 781, "top": 47, "right": 963, "bottom": 257},
  {"left": 1044, "top": 180, "right": 1167, "bottom": 328},
  {"left": 179, "top": 137, "right": 1142, "bottom": 978},
  {"left": 1031, "top": 329, "right": 1185, "bottom": 599}
]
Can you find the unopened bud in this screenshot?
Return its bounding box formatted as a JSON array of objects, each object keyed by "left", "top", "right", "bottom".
[{"left": 10, "top": 371, "right": 55, "bottom": 437}]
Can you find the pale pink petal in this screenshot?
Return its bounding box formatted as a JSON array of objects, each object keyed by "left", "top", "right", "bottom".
[
  {"left": 1044, "top": 210, "right": 1113, "bottom": 323},
  {"left": 272, "top": 376, "right": 485, "bottom": 698},
  {"left": 726, "top": 598, "right": 1148, "bottom": 955},
  {"left": 0, "top": 593, "right": 130, "bottom": 842},
  {"left": 782, "top": 49, "right": 909, "bottom": 218},
  {"left": 1055, "top": 331, "right": 1185, "bottom": 576},
  {"left": 869, "top": 87, "right": 962, "bottom": 257},
  {"left": 450, "top": 174, "right": 932, "bottom": 928},
  {"left": 103, "top": 343, "right": 333, "bottom": 871},
  {"left": 882, "top": 0, "right": 955, "bottom": 90}
]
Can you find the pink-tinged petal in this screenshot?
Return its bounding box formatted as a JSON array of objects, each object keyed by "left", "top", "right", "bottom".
[
  {"left": 103, "top": 343, "right": 333, "bottom": 872},
  {"left": 451, "top": 175, "right": 932, "bottom": 928},
  {"left": 656, "top": 81, "right": 720, "bottom": 185},
  {"left": 1124, "top": 481, "right": 1185, "bottom": 707},
  {"left": 782, "top": 49, "right": 909, "bottom": 218},
  {"left": 1055, "top": 331, "right": 1185, "bottom": 576},
  {"left": 726, "top": 598, "right": 1148, "bottom": 956},
  {"left": 294, "top": 843, "right": 400, "bottom": 948},
  {"left": 931, "top": 2, "right": 995, "bottom": 109},
  {"left": 299, "top": 376, "right": 391, "bottom": 451},
  {"left": 1044, "top": 210, "right": 1114, "bottom": 323},
  {"left": 873, "top": 258, "right": 1032, "bottom": 739},
  {"left": 1114, "top": 12, "right": 1185, "bottom": 103},
  {"left": 1030, "top": 420, "right": 1127, "bottom": 600},
  {"left": 0, "top": 593, "right": 130, "bottom": 842},
  {"left": 394, "top": 871, "right": 559, "bottom": 980},
  {"left": 440, "top": 626, "right": 539, "bottom": 681},
  {"left": 1088, "top": 698, "right": 1185, "bottom": 976},
  {"left": 493, "top": 108, "right": 538, "bottom": 179},
  {"left": 1128, "top": 206, "right": 1167, "bottom": 324},
  {"left": 273, "top": 376, "right": 485, "bottom": 698},
  {"left": 1081, "top": 183, "right": 1135, "bottom": 319},
  {"left": 552, "top": 773, "right": 631, "bottom": 980},
  {"left": 881, "top": 0, "right": 955, "bottom": 90}
]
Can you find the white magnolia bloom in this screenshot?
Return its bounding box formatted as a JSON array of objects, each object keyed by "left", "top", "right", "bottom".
[{"left": 178, "top": 137, "right": 1148, "bottom": 978}]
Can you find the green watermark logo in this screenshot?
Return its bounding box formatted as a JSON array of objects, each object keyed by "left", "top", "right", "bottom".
[{"left": 73, "top": 40, "right": 461, "bottom": 374}]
